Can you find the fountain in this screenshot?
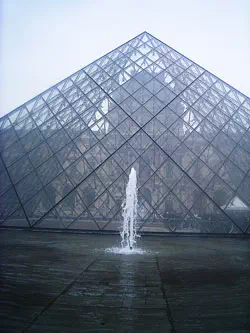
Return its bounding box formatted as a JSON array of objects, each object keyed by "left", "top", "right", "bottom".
[
  {"left": 120, "top": 167, "right": 138, "bottom": 251},
  {"left": 105, "top": 167, "right": 145, "bottom": 255}
]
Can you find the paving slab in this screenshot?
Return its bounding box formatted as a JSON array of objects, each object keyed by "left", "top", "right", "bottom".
[{"left": 0, "top": 230, "right": 249, "bottom": 332}]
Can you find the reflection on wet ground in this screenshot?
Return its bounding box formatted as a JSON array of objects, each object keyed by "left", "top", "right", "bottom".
[{"left": 0, "top": 230, "right": 250, "bottom": 332}]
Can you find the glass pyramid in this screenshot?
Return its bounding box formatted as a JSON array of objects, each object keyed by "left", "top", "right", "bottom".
[{"left": 1, "top": 32, "right": 250, "bottom": 234}]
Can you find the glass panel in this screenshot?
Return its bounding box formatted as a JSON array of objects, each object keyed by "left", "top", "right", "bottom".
[
  {"left": 196, "top": 119, "right": 219, "bottom": 142},
  {"left": 143, "top": 96, "right": 164, "bottom": 116},
  {"left": 132, "top": 87, "right": 153, "bottom": 104},
  {"left": 37, "top": 156, "right": 63, "bottom": 186},
  {"left": 2, "top": 140, "right": 26, "bottom": 167},
  {"left": 84, "top": 142, "right": 109, "bottom": 169},
  {"left": 101, "top": 129, "right": 125, "bottom": 154},
  {"left": 155, "top": 87, "right": 176, "bottom": 105},
  {"left": 212, "top": 131, "right": 236, "bottom": 157},
  {"left": 182, "top": 108, "right": 203, "bottom": 129},
  {"left": 187, "top": 64, "right": 204, "bottom": 77},
  {"left": 113, "top": 143, "right": 139, "bottom": 170},
  {"left": 2, "top": 207, "right": 29, "bottom": 228},
  {"left": 207, "top": 108, "right": 229, "bottom": 129},
  {"left": 21, "top": 128, "right": 44, "bottom": 152},
  {"left": 178, "top": 71, "right": 196, "bottom": 85},
  {"left": 100, "top": 78, "right": 119, "bottom": 94},
  {"left": 156, "top": 130, "right": 181, "bottom": 155},
  {"left": 47, "top": 95, "right": 69, "bottom": 115},
  {"left": 28, "top": 142, "right": 53, "bottom": 168},
  {"left": 116, "top": 117, "right": 140, "bottom": 140},
  {"left": 145, "top": 63, "right": 163, "bottom": 77},
  {"left": 96, "top": 157, "right": 123, "bottom": 188},
  {"left": 31, "top": 104, "right": 53, "bottom": 126},
  {"left": 122, "top": 78, "right": 141, "bottom": 94},
  {"left": 56, "top": 142, "right": 82, "bottom": 169},
  {"left": 129, "top": 130, "right": 153, "bottom": 155},
  {"left": 65, "top": 157, "right": 92, "bottom": 186},
  {"left": 173, "top": 175, "right": 202, "bottom": 210},
  {"left": 125, "top": 63, "right": 142, "bottom": 76},
  {"left": 199, "top": 72, "right": 216, "bottom": 87},
  {"left": 172, "top": 144, "right": 196, "bottom": 170},
  {"left": 40, "top": 116, "right": 62, "bottom": 139},
  {"left": 170, "top": 118, "right": 193, "bottom": 141},
  {"left": 134, "top": 70, "right": 153, "bottom": 84},
  {"left": 218, "top": 160, "right": 245, "bottom": 191},
  {"left": 141, "top": 143, "right": 167, "bottom": 171},
  {"left": 190, "top": 194, "right": 238, "bottom": 234},
  {"left": 200, "top": 145, "right": 226, "bottom": 172},
  {"left": 203, "top": 89, "right": 222, "bottom": 106},
  {"left": 74, "top": 128, "right": 98, "bottom": 154},
  {"left": 217, "top": 97, "right": 238, "bottom": 117},
  {"left": 105, "top": 106, "right": 127, "bottom": 127},
  {"left": 64, "top": 116, "right": 86, "bottom": 139},
  {"left": 108, "top": 173, "right": 128, "bottom": 207},
  {"left": 56, "top": 189, "right": 86, "bottom": 228},
  {"left": 192, "top": 97, "right": 214, "bottom": 117},
  {"left": 16, "top": 171, "right": 43, "bottom": 204},
  {"left": 90, "top": 117, "right": 114, "bottom": 140},
  {"left": 113, "top": 70, "right": 131, "bottom": 85},
  {"left": 143, "top": 118, "right": 166, "bottom": 140},
  {"left": 46, "top": 174, "right": 73, "bottom": 208},
  {"left": 132, "top": 107, "right": 153, "bottom": 127},
  {"left": 76, "top": 172, "right": 105, "bottom": 207},
  {"left": 168, "top": 97, "right": 189, "bottom": 116},
  {"left": 187, "top": 159, "right": 214, "bottom": 190},
  {"left": 156, "top": 56, "right": 173, "bottom": 69},
  {"left": 0, "top": 188, "right": 20, "bottom": 221},
  {"left": 47, "top": 128, "right": 71, "bottom": 153},
  {"left": 155, "top": 192, "right": 189, "bottom": 232},
  {"left": 9, "top": 106, "right": 29, "bottom": 125},
  {"left": 0, "top": 127, "right": 18, "bottom": 151},
  {"left": 140, "top": 175, "right": 168, "bottom": 208},
  {"left": 145, "top": 78, "right": 164, "bottom": 94},
  {"left": 167, "top": 79, "right": 186, "bottom": 94},
  {"left": 56, "top": 106, "right": 78, "bottom": 126},
  {"left": 156, "top": 71, "right": 174, "bottom": 85},
  {"left": 222, "top": 120, "right": 245, "bottom": 143},
  {"left": 0, "top": 168, "right": 12, "bottom": 196},
  {"left": 233, "top": 108, "right": 250, "bottom": 130},
  {"left": 110, "top": 86, "right": 129, "bottom": 104},
  {"left": 72, "top": 96, "right": 92, "bottom": 115},
  {"left": 167, "top": 64, "right": 184, "bottom": 77},
  {"left": 8, "top": 155, "right": 34, "bottom": 184},
  {"left": 229, "top": 146, "right": 250, "bottom": 174},
  {"left": 24, "top": 189, "right": 53, "bottom": 226},
  {"left": 180, "top": 88, "right": 200, "bottom": 106},
  {"left": 224, "top": 196, "right": 250, "bottom": 232},
  {"left": 189, "top": 80, "right": 208, "bottom": 95},
  {"left": 227, "top": 89, "right": 245, "bottom": 107},
  {"left": 237, "top": 175, "right": 250, "bottom": 205},
  {"left": 120, "top": 96, "right": 140, "bottom": 115},
  {"left": 0, "top": 117, "right": 12, "bottom": 133},
  {"left": 206, "top": 176, "right": 234, "bottom": 209},
  {"left": 184, "top": 130, "right": 209, "bottom": 155},
  {"left": 156, "top": 107, "right": 178, "bottom": 128},
  {"left": 239, "top": 130, "right": 250, "bottom": 154}
]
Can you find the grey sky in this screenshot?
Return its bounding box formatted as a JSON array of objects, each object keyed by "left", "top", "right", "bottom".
[{"left": 1, "top": 0, "right": 250, "bottom": 118}]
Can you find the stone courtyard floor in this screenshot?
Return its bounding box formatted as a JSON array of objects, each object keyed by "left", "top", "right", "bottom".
[{"left": 0, "top": 230, "right": 250, "bottom": 333}]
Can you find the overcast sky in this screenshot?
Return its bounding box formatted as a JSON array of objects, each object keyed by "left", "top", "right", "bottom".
[{"left": 0, "top": 0, "right": 250, "bottom": 118}]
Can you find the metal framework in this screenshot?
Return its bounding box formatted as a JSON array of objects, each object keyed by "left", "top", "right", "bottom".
[{"left": 0, "top": 32, "right": 250, "bottom": 234}]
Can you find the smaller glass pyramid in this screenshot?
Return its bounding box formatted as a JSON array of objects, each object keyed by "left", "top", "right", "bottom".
[{"left": 0, "top": 32, "right": 250, "bottom": 234}]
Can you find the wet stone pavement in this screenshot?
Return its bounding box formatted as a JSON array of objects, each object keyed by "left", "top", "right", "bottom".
[{"left": 0, "top": 230, "right": 250, "bottom": 333}]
